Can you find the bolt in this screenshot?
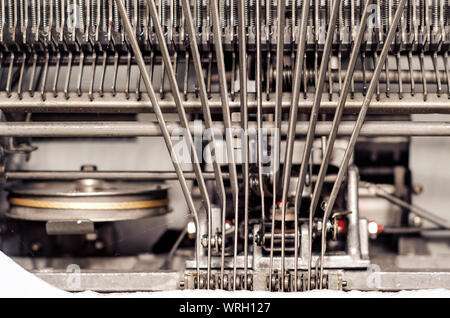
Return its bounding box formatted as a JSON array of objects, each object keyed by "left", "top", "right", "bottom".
[
  {"left": 94, "top": 240, "right": 104, "bottom": 250},
  {"left": 31, "top": 241, "right": 42, "bottom": 252},
  {"left": 413, "top": 184, "right": 423, "bottom": 195},
  {"left": 412, "top": 216, "right": 423, "bottom": 227},
  {"left": 201, "top": 235, "right": 208, "bottom": 247}
]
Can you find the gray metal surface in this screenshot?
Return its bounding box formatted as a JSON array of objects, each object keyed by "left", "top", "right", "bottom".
[
  {"left": 342, "top": 271, "right": 450, "bottom": 291},
  {"left": 34, "top": 271, "right": 182, "bottom": 292}
]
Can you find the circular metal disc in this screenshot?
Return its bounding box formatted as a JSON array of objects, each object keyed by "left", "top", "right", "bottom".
[
  {"left": 7, "top": 180, "right": 170, "bottom": 222},
  {"left": 8, "top": 180, "right": 168, "bottom": 197}
]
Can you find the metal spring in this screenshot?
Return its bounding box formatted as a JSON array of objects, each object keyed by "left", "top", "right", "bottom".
[
  {"left": 31, "top": 0, "right": 37, "bottom": 29},
  {"left": 265, "top": 0, "right": 271, "bottom": 28},
  {"left": 393, "top": 0, "right": 399, "bottom": 15},
  {"left": 270, "top": 1, "right": 276, "bottom": 28},
  {"left": 393, "top": 0, "right": 399, "bottom": 32},
  {"left": 249, "top": 0, "right": 255, "bottom": 29},
  {"left": 86, "top": 0, "right": 91, "bottom": 36},
  {"left": 296, "top": 0, "right": 302, "bottom": 27},
  {"left": 102, "top": 0, "right": 108, "bottom": 32},
  {"left": 113, "top": 0, "right": 119, "bottom": 32},
  {"left": 419, "top": 0, "right": 425, "bottom": 28},
  {"left": 43, "top": 0, "right": 48, "bottom": 30},
  {"left": 432, "top": 0, "right": 439, "bottom": 33},
  {"left": 19, "top": 0, "right": 25, "bottom": 29},
  {"left": 160, "top": 0, "right": 167, "bottom": 28},
  {"left": 343, "top": 0, "right": 350, "bottom": 33},
  {"left": 381, "top": 0, "right": 388, "bottom": 32},
  {"left": 233, "top": 0, "right": 238, "bottom": 27},
  {"left": 287, "top": 0, "right": 292, "bottom": 28},
  {"left": 91, "top": 0, "right": 98, "bottom": 31},
  {"left": 55, "top": 0, "right": 61, "bottom": 28},
  {"left": 137, "top": 0, "right": 144, "bottom": 31},
  {"left": 220, "top": 0, "right": 225, "bottom": 29},
  {"left": 196, "top": 0, "right": 202, "bottom": 28},
  {"left": 8, "top": 0, "right": 13, "bottom": 29},
  {"left": 407, "top": 0, "right": 412, "bottom": 32},
  {"left": 125, "top": 0, "right": 131, "bottom": 23},
  {"left": 172, "top": 0, "right": 178, "bottom": 29},
  {"left": 80, "top": 0, "right": 85, "bottom": 33},
  {"left": 446, "top": 0, "right": 449, "bottom": 26}
]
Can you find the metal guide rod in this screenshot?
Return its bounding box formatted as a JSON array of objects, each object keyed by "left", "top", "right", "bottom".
[
  {"left": 255, "top": 0, "right": 266, "bottom": 260},
  {"left": 269, "top": 0, "right": 286, "bottom": 292},
  {"left": 5, "top": 171, "right": 342, "bottom": 183},
  {"left": 284, "top": 0, "right": 341, "bottom": 290},
  {"left": 210, "top": 0, "right": 240, "bottom": 290},
  {"left": 3, "top": 121, "right": 450, "bottom": 136},
  {"left": 113, "top": 0, "right": 201, "bottom": 286},
  {"left": 146, "top": 0, "right": 213, "bottom": 290},
  {"left": 280, "top": 0, "right": 311, "bottom": 292},
  {"left": 308, "top": 0, "right": 371, "bottom": 289},
  {"left": 5, "top": 170, "right": 225, "bottom": 180},
  {"left": 264, "top": 0, "right": 271, "bottom": 287},
  {"left": 360, "top": 182, "right": 450, "bottom": 229},
  {"left": 318, "top": 0, "right": 408, "bottom": 288},
  {"left": 237, "top": 0, "right": 250, "bottom": 290},
  {"left": 180, "top": 0, "right": 227, "bottom": 290}
]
